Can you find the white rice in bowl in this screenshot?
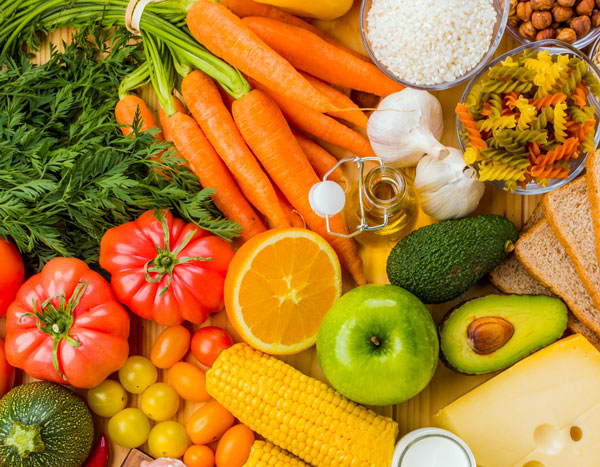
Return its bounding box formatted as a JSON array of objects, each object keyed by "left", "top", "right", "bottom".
[{"left": 366, "top": 0, "right": 497, "bottom": 86}]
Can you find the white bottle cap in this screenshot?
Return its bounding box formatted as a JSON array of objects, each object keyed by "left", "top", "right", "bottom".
[
  {"left": 392, "top": 428, "right": 476, "bottom": 467},
  {"left": 309, "top": 181, "right": 346, "bottom": 218}
]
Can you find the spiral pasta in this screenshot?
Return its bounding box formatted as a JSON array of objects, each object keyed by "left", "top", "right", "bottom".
[
  {"left": 530, "top": 92, "right": 567, "bottom": 110},
  {"left": 554, "top": 102, "right": 568, "bottom": 142},
  {"left": 515, "top": 96, "right": 536, "bottom": 130},
  {"left": 456, "top": 103, "right": 487, "bottom": 150},
  {"left": 533, "top": 137, "right": 580, "bottom": 166},
  {"left": 477, "top": 115, "right": 517, "bottom": 132},
  {"left": 478, "top": 161, "right": 527, "bottom": 183},
  {"left": 571, "top": 83, "right": 587, "bottom": 109}
]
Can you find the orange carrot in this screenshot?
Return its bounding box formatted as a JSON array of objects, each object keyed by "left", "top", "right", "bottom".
[
  {"left": 182, "top": 70, "right": 289, "bottom": 228},
  {"left": 186, "top": 0, "right": 335, "bottom": 113},
  {"left": 164, "top": 111, "right": 266, "bottom": 241},
  {"left": 219, "top": 0, "right": 368, "bottom": 61},
  {"left": 159, "top": 96, "right": 187, "bottom": 142},
  {"left": 249, "top": 78, "right": 376, "bottom": 158},
  {"left": 232, "top": 89, "right": 365, "bottom": 284},
  {"left": 293, "top": 130, "right": 345, "bottom": 184},
  {"left": 115, "top": 95, "right": 162, "bottom": 138},
  {"left": 243, "top": 17, "right": 403, "bottom": 97},
  {"left": 274, "top": 185, "right": 305, "bottom": 228},
  {"left": 218, "top": 86, "right": 236, "bottom": 111},
  {"left": 300, "top": 72, "right": 368, "bottom": 128}
]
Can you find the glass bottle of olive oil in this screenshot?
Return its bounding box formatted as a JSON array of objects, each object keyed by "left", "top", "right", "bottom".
[{"left": 345, "top": 165, "right": 418, "bottom": 246}]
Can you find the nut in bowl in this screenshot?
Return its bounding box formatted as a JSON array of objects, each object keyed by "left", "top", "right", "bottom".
[
  {"left": 359, "top": 0, "right": 510, "bottom": 90},
  {"left": 457, "top": 40, "right": 600, "bottom": 194}
]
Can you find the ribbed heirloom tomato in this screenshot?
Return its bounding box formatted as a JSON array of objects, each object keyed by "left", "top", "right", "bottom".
[
  {"left": 5, "top": 257, "right": 130, "bottom": 388},
  {"left": 100, "top": 210, "right": 234, "bottom": 325}
]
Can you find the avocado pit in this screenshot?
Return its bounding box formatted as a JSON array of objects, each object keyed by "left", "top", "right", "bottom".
[{"left": 467, "top": 317, "right": 514, "bottom": 355}]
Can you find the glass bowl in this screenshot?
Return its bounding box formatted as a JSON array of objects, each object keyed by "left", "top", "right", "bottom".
[
  {"left": 359, "top": 0, "right": 510, "bottom": 90},
  {"left": 457, "top": 40, "right": 600, "bottom": 195},
  {"left": 506, "top": 17, "right": 600, "bottom": 50},
  {"left": 589, "top": 35, "right": 600, "bottom": 68}
]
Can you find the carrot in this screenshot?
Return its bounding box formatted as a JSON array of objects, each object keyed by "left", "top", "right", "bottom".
[
  {"left": 274, "top": 185, "right": 305, "bottom": 228},
  {"left": 249, "top": 78, "right": 376, "bottom": 158},
  {"left": 219, "top": 0, "right": 368, "bottom": 61},
  {"left": 182, "top": 70, "right": 289, "bottom": 228},
  {"left": 164, "top": 111, "right": 266, "bottom": 241},
  {"left": 300, "top": 72, "right": 368, "bottom": 128},
  {"left": 218, "top": 86, "right": 236, "bottom": 111},
  {"left": 232, "top": 89, "right": 365, "bottom": 285},
  {"left": 186, "top": 0, "right": 335, "bottom": 113},
  {"left": 115, "top": 95, "right": 162, "bottom": 138},
  {"left": 293, "top": 130, "right": 345, "bottom": 184},
  {"left": 159, "top": 96, "right": 187, "bottom": 142},
  {"left": 243, "top": 17, "right": 404, "bottom": 97}
]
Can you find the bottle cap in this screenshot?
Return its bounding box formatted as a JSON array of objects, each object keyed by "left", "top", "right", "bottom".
[
  {"left": 392, "top": 428, "right": 476, "bottom": 467},
  {"left": 309, "top": 181, "right": 346, "bottom": 218}
]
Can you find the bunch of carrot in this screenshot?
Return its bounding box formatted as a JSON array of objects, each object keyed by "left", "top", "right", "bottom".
[{"left": 115, "top": 0, "right": 405, "bottom": 285}]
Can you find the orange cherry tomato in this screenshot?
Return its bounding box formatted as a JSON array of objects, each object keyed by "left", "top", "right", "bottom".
[
  {"left": 184, "top": 444, "right": 215, "bottom": 467},
  {"left": 215, "top": 424, "right": 255, "bottom": 467},
  {"left": 186, "top": 401, "right": 235, "bottom": 445},
  {"left": 168, "top": 362, "right": 210, "bottom": 402},
  {"left": 150, "top": 325, "right": 191, "bottom": 369}
]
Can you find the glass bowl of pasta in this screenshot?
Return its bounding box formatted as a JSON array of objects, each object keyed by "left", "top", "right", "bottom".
[{"left": 456, "top": 39, "right": 600, "bottom": 195}]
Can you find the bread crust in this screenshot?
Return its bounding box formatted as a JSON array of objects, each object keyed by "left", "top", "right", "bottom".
[{"left": 586, "top": 150, "right": 600, "bottom": 269}]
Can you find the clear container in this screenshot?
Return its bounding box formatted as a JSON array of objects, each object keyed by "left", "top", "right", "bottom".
[
  {"left": 589, "top": 35, "right": 600, "bottom": 68},
  {"left": 359, "top": 0, "right": 510, "bottom": 90},
  {"left": 457, "top": 39, "right": 600, "bottom": 195}
]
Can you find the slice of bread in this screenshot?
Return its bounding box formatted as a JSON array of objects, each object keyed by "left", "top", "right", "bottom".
[
  {"left": 544, "top": 176, "right": 600, "bottom": 311},
  {"left": 568, "top": 314, "right": 600, "bottom": 350},
  {"left": 516, "top": 220, "right": 600, "bottom": 336},
  {"left": 586, "top": 149, "right": 600, "bottom": 266}
]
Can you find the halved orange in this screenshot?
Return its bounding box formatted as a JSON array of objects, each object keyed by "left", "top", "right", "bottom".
[{"left": 224, "top": 228, "right": 342, "bottom": 355}]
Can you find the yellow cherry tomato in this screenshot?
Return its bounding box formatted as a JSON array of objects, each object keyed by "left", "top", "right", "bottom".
[
  {"left": 168, "top": 362, "right": 210, "bottom": 402},
  {"left": 148, "top": 421, "right": 190, "bottom": 459},
  {"left": 118, "top": 356, "right": 158, "bottom": 394},
  {"left": 87, "top": 380, "right": 127, "bottom": 418},
  {"left": 107, "top": 408, "right": 150, "bottom": 449},
  {"left": 215, "top": 424, "right": 255, "bottom": 467},
  {"left": 150, "top": 325, "right": 191, "bottom": 369},
  {"left": 186, "top": 401, "right": 235, "bottom": 445},
  {"left": 141, "top": 382, "right": 180, "bottom": 421},
  {"left": 184, "top": 445, "right": 215, "bottom": 467}
]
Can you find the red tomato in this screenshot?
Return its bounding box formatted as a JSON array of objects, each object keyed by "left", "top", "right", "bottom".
[
  {"left": 184, "top": 445, "right": 215, "bottom": 467},
  {"left": 215, "top": 424, "right": 254, "bottom": 467},
  {"left": 0, "top": 339, "right": 14, "bottom": 398},
  {"left": 6, "top": 257, "right": 130, "bottom": 388},
  {"left": 168, "top": 362, "right": 210, "bottom": 402},
  {"left": 99, "top": 210, "right": 234, "bottom": 326},
  {"left": 150, "top": 325, "right": 191, "bottom": 369},
  {"left": 186, "top": 401, "right": 235, "bottom": 445},
  {"left": 0, "top": 240, "right": 24, "bottom": 317},
  {"left": 191, "top": 327, "right": 233, "bottom": 367}
]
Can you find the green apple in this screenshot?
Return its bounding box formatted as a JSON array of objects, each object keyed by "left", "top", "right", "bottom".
[{"left": 317, "top": 284, "right": 438, "bottom": 406}]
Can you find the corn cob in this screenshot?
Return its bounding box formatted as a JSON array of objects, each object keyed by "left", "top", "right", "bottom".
[
  {"left": 206, "top": 343, "right": 398, "bottom": 467},
  {"left": 244, "top": 441, "right": 309, "bottom": 466}
]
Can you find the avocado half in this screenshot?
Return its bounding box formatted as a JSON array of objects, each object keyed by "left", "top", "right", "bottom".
[{"left": 439, "top": 294, "right": 568, "bottom": 375}]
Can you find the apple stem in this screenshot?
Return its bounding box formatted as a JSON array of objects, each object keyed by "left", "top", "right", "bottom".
[{"left": 370, "top": 336, "right": 380, "bottom": 347}]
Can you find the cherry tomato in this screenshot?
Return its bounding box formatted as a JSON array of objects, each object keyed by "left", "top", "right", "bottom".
[
  {"left": 191, "top": 327, "right": 233, "bottom": 367},
  {"left": 87, "top": 380, "right": 128, "bottom": 418},
  {"left": 148, "top": 421, "right": 190, "bottom": 459},
  {"left": 107, "top": 408, "right": 151, "bottom": 449},
  {"left": 0, "top": 240, "right": 24, "bottom": 317},
  {"left": 118, "top": 356, "right": 158, "bottom": 394},
  {"left": 184, "top": 445, "right": 215, "bottom": 467},
  {"left": 186, "top": 401, "right": 235, "bottom": 445},
  {"left": 141, "top": 382, "right": 180, "bottom": 421},
  {"left": 215, "top": 424, "right": 255, "bottom": 467},
  {"left": 167, "top": 362, "right": 210, "bottom": 402},
  {"left": 150, "top": 325, "right": 191, "bottom": 369}
]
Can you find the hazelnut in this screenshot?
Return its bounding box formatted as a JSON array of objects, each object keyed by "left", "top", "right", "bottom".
[
  {"left": 592, "top": 8, "right": 600, "bottom": 26},
  {"left": 596, "top": 0, "right": 600, "bottom": 7},
  {"left": 571, "top": 14, "right": 592, "bottom": 37},
  {"left": 508, "top": 16, "right": 521, "bottom": 27},
  {"left": 557, "top": 26, "right": 578, "bottom": 41},
  {"left": 576, "top": 0, "right": 595, "bottom": 15},
  {"left": 558, "top": 0, "right": 575, "bottom": 5},
  {"left": 519, "top": 20, "right": 538, "bottom": 38},
  {"left": 553, "top": 5, "right": 574, "bottom": 21},
  {"left": 536, "top": 27, "right": 558, "bottom": 39},
  {"left": 531, "top": 0, "right": 555, "bottom": 10},
  {"left": 517, "top": 1, "right": 534, "bottom": 20},
  {"left": 532, "top": 10, "right": 553, "bottom": 27}
]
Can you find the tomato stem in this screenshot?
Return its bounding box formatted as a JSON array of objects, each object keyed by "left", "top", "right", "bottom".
[{"left": 144, "top": 215, "right": 212, "bottom": 297}]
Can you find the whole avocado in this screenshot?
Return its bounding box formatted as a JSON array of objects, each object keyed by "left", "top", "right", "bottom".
[{"left": 386, "top": 215, "right": 518, "bottom": 304}]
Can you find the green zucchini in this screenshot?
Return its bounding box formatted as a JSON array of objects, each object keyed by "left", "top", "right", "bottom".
[{"left": 0, "top": 382, "right": 94, "bottom": 467}]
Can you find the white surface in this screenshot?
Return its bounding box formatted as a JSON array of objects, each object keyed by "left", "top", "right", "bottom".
[{"left": 309, "top": 181, "right": 346, "bottom": 217}]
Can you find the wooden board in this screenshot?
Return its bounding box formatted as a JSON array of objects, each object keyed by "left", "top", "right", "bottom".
[{"left": 23, "top": 18, "right": 545, "bottom": 467}]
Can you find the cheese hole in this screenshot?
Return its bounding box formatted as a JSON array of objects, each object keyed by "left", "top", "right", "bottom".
[
  {"left": 570, "top": 426, "right": 583, "bottom": 442},
  {"left": 533, "top": 424, "right": 563, "bottom": 455},
  {"left": 522, "top": 462, "right": 545, "bottom": 467}
]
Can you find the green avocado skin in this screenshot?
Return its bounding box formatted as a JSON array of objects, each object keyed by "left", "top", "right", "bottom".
[
  {"left": 0, "top": 382, "right": 94, "bottom": 467},
  {"left": 386, "top": 215, "right": 518, "bottom": 304},
  {"left": 438, "top": 294, "right": 568, "bottom": 375}
]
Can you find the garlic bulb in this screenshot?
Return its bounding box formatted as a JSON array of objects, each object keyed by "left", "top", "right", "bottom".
[
  {"left": 415, "top": 148, "right": 485, "bottom": 221},
  {"left": 367, "top": 88, "right": 448, "bottom": 167}
]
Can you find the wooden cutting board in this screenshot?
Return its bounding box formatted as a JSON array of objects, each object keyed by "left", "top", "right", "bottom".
[{"left": 22, "top": 19, "right": 542, "bottom": 467}]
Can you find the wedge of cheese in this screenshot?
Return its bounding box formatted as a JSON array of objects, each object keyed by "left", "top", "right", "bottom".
[{"left": 434, "top": 334, "right": 600, "bottom": 467}]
